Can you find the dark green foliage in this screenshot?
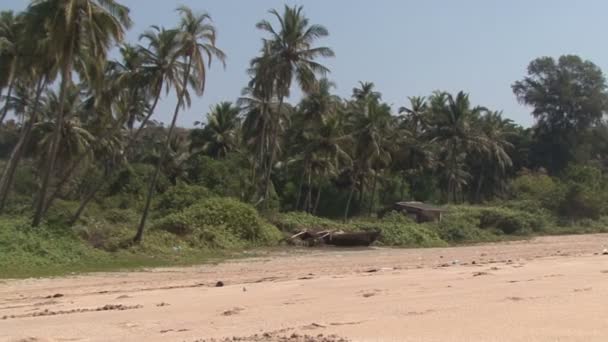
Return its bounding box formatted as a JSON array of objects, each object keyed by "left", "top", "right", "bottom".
[
  {"left": 513, "top": 55, "right": 608, "bottom": 173},
  {"left": 355, "top": 212, "right": 447, "bottom": 247},
  {"left": 154, "top": 197, "right": 282, "bottom": 248},
  {"left": 271, "top": 211, "right": 349, "bottom": 233},
  {"left": 156, "top": 182, "right": 211, "bottom": 216},
  {"left": 479, "top": 207, "right": 546, "bottom": 235},
  {"left": 183, "top": 154, "right": 250, "bottom": 199},
  {"left": 108, "top": 163, "right": 170, "bottom": 197}
]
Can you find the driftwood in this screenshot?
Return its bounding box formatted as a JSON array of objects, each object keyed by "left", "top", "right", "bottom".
[{"left": 290, "top": 229, "right": 381, "bottom": 247}]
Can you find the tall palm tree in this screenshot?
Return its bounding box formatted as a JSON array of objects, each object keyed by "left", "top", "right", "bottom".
[
  {"left": 62, "top": 24, "right": 186, "bottom": 224},
  {"left": 469, "top": 110, "right": 514, "bottom": 202},
  {"left": 0, "top": 10, "right": 24, "bottom": 125},
  {"left": 134, "top": 6, "right": 226, "bottom": 243},
  {"left": 0, "top": 10, "right": 56, "bottom": 213},
  {"left": 428, "top": 91, "right": 486, "bottom": 202},
  {"left": 256, "top": 5, "right": 334, "bottom": 204},
  {"left": 191, "top": 102, "right": 241, "bottom": 158},
  {"left": 343, "top": 86, "right": 393, "bottom": 220},
  {"left": 29, "top": 0, "right": 131, "bottom": 227}
]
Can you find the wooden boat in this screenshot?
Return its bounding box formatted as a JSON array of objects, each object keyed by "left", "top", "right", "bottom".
[{"left": 322, "top": 230, "right": 381, "bottom": 247}]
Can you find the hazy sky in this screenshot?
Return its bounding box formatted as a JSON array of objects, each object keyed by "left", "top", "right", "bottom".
[{"left": 5, "top": 0, "right": 608, "bottom": 128}]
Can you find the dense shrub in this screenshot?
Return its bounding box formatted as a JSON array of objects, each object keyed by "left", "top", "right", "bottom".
[
  {"left": 354, "top": 212, "right": 447, "bottom": 247},
  {"left": 154, "top": 197, "right": 282, "bottom": 249},
  {"left": 108, "top": 163, "right": 170, "bottom": 196},
  {"left": 156, "top": 183, "right": 212, "bottom": 217},
  {"left": 0, "top": 217, "right": 105, "bottom": 272},
  {"left": 270, "top": 212, "right": 349, "bottom": 233},
  {"left": 44, "top": 199, "right": 81, "bottom": 225},
  {"left": 510, "top": 172, "right": 561, "bottom": 210},
  {"left": 184, "top": 154, "right": 251, "bottom": 198},
  {"left": 479, "top": 207, "right": 546, "bottom": 234},
  {"left": 431, "top": 207, "right": 496, "bottom": 243},
  {"left": 103, "top": 208, "right": 139, "bottom": 225},
  {"left": 557, "top": 184, "right": 604, "bottom": 221}
]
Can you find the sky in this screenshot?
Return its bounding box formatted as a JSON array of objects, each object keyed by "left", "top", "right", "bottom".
[{"left": 5, "top": 0, "right": 608, "bottom": 128}]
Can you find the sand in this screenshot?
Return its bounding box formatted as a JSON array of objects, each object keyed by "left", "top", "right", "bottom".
[{"left": 1, "top": 234, "right": 608, "bottom": 342}]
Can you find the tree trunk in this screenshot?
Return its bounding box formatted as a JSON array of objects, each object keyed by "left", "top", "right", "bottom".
[
  {"left": 0, "top": 60, "right": 16, "bottom": 125},
  {"left": 475, "top": 171, "right": 485, "bottom": 204},
  {"left": 313, "top": 182, "right": 322, "bottom": 216},
  {"left": 294, "top": 168, "right": 306, "bottom": 211},
  {"left": 368, "top": 171, "right": 378, "bottom": 217},
  {"left": 305, "top": 169, "right": 312, "bottom": 213},
  {"left": 42, "top": 84, "right": 162, "bottom": 217},
  {"left": 32, "top": 57, "right": 73, "bottom": 227},
  {"left": 343, "top": 184, "right": 355, "bottom": 223},
  {"left": 262, "top": 96, "right": 283, "bottom": 207},
  {"left": 0, "top": 78, "right": 46, "bottom": 212},
  {"left": 133, "top": 58, "right": 192, "bottom": 244}
]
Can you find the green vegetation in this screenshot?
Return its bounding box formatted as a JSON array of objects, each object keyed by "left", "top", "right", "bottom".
[{"left": 2, "top": 2, "right": 608, "bottom": 278}]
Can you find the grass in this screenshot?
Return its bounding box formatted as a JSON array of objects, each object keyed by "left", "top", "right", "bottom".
[{"left": 3, "top": 198, "right": 608, "bottom": 280}]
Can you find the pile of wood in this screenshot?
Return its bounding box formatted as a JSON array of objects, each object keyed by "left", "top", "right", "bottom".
[{"left": 289, "top": 230, "right": 381, "bottom": 247}]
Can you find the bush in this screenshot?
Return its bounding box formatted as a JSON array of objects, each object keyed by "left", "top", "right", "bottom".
[
  {"left": 431, "top": 207, "right": 496, "bottom": 243},
  {"left": 479, "top": 207, "right": 546, "bottom": 235},
  {"left": 354, "top": 212, "right": 447, "bottom": 247},
  {"left": 103, "top": 208, "right": 139, "bottom": 225},
  {"left": 156, "top": 183, "right": 212, "bottom": 217},
  {"left": 270, "top": 212, "right": 349, "bottom": 233},
  {"left": 510, "top": 172, "right": 561, "bottom": 210},
  {"left": 73, "top": 219, "right": 133, "bottom": 252},
  {"left": 0, "top": 217, "right": 105, "bottom": 272},
  {"left": 108, "top": 163, "right": 170, "bottom": 197},
  {"left": 154, "top": 197, "right": 282, "bottom": 249},
  {"left": 557, "top": 184, "right": 604, "bottom": 221}
]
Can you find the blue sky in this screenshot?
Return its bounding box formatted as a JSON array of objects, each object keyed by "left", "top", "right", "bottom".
[{"left": 5, "top": 0, "right": 608, "bottom": 128}]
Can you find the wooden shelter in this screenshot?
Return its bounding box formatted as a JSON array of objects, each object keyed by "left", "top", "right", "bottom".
[{"left": 394, "top": 201, "right": 446, "bottom": 223}]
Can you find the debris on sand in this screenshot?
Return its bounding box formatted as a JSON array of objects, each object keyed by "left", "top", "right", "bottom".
[
  {"left": 1, "top": 304, "right": 143, "bottom": 320},
  {"left": 196, "top": 332, "right": 350, "bottom": 342},
  {"left": 215, "top": 281, "right": 225, "bottom": 287},
  {"left": 602, "top": 249, "right": 608, "bottom": 255},
  {"left": 45, "top": 293, "right": 64, "bottom": 299},
  {"left": 222, "top": 307, "right": 245, "bottom": 316},
  {"left": 473, "top": 271, "right": 490, "bottom": 277}
]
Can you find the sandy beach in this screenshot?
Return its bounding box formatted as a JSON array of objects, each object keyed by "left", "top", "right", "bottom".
[{"left": 2, "top": 234, "right": 608, "bottom": 342}]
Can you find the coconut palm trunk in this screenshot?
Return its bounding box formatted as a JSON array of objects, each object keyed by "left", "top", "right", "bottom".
[
  {"left": 313, "top": 183, "right": 322, "bottom": 215},
  {"left": 262, "top": 97, "right": 283, "bottom": 206},
  {"left": 344, "top": 183, "right": 355, "bottom": 223},
  {"left": 45, "top": 83, "right": 163, "bottom": 217},
  {"left": 0, "top": 60, "right": 17, "bottom": 125},
  {"left": 134, "top": 58, "right": 192, "bottom": 243},
  {"left": 368, "top": 171, "right": 378, "bottom": 216},
  {"left": 0, "top": 78, "right": 46, "bottom": 211},
  {"left": 294, "top": 167, "right": 306, "bottom": 210},
  {"left": 32, "top": 55, "right": 73, "bottom": 227}
]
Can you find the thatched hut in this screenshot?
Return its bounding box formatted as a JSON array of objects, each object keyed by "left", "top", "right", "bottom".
[{"left": 394, "top": 201, "right": 446, "bottom": 223}]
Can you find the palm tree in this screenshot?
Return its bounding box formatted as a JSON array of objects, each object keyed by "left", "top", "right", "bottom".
[
  {"left": 29, "top": 0, "right": 131, "bottom": 227},
  {"left": 0, "top": 10, "right": 23, "bottom": 125},
  {"left": 61, "top": 24, "right": 187, "bottom": 223},
  {"left": 256, "top": 5, "right": 335, "bottom": 205},
  {"left": 352, "top": 81, "right": 381, "bottom": 104},
  {"left": 137, "top": 25, "right": 184, "bottom": 135},
  {"left": 0, "top": 11, "right": 55, "bottom": 212},
  {"left": 427, "top": 91, "right": 487, "bottom": 202},
  {"left": 469, "top": 111, "right": 514, "bottom": 202},
  {"left": 134, "top": 6, "right": 226, "bottom": 243},
  {"left": 342, "top": 83, "right": 393, "bottom": 219},
  {"left": 190, "top": 102, "right": 241, "bottom": 158}
]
